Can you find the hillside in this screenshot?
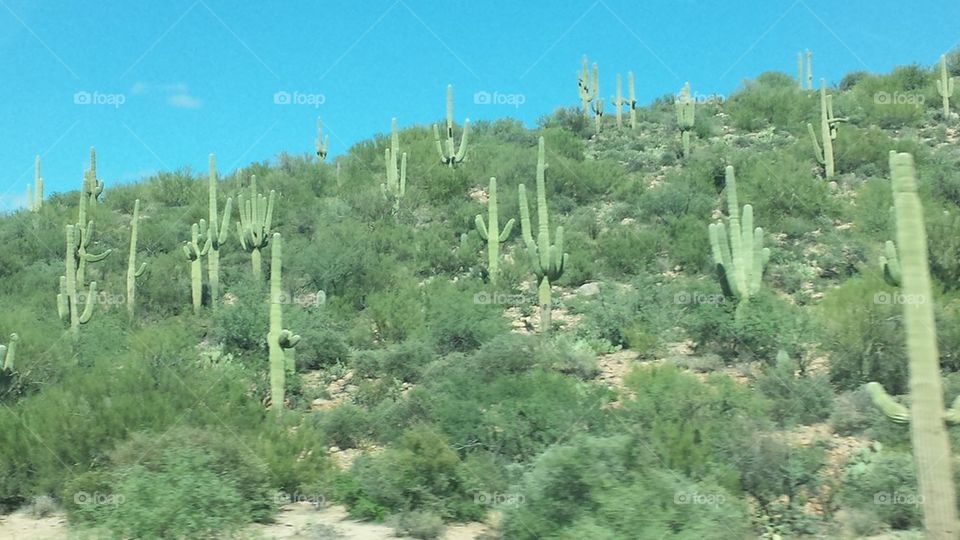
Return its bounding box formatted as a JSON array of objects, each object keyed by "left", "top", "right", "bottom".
[{"left": 1, "top": 51, "right": 960, "bottom": 539}]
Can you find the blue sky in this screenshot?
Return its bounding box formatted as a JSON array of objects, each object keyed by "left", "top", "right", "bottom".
[{"left": 0, "top": 0, "right": 957, "bottom": 210}]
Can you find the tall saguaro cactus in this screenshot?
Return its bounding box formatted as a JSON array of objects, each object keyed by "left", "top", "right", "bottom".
[
  {"left": 382, "top": 118, "right": 407, "bottom": 208},
  {"left": 0, "top": 334, "right": 18, "bottom": 371},
  {"left": 937, "top": 54, "right": 955, "bottom": 118},
  {"left": 708, "top": 165, "right": 770, "bottom": 319},
  {"left": 591, "top": 65, "right": 603, "bottom": 134},
  {"left": 518, "top": 137, "right": 567, "bottom": 334},
  {"left": 627, "top": 72, "right": 637, "bottom": 130},
  {"left": 83, "top": 147, "right": 104, "bottom": 207},
  {"left": 577, "top": 55, "right": 597, "bottom": 117},
  {"left": 207, "top": 154, "right": 233, "bottom": 307},
  {"left": 182, "top": 221, "right": 209, "bottom": 314},
  {"left": 237, "top": 175, "right": 275, "bottom": 279},
  {"left": 475, "top": 177, "right": 515, "bottom": 284},
  {"left": 807, "top": 79, "right": 847, "bottom": 179},
  {"left": 675, "top": 82, "right": 696, "bottom": 157},
  {"left": 797, "top": 52, "right": 803, "bottom": 89},
  {"left": 268, "top": 233, "right": 299, "bottom": 418},
  {"left": 126, "top": 199, "right": 148, "bottom": 319},
  {"left": 433, "top": 85, "right": 469, "bottom": 167},
  {"left": 805, "top": 50, "right": 812, "bottom": 90},
  {"left": 29, "top": 155, "right": 43, "bottom": 211},
  {"left": 58, "top": 224, "right": 103, "bottom": 340},
  {"left": 866, "top": 152, "right": 959, "bottom": 539},
  {"left": 316, "top": 117, "right": 329, "bottom": 161}
]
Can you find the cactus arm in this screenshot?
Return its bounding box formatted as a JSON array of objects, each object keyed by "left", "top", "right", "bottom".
[
  {"left": 315, "top": 117, "right": 329, "bottom": 160},
  {"left": 78, "top": 282, "right": 97, "bottom": 324},
  {"left": 454, "top": 119, "right": 470, "bottom": 163},
  {"left": 475, "top": 215, "right": 488, "bottom": 241},
  {"left": 880, "top": 240, "right": 902, "bottom": 287},
  {"left": 807, "top": 123, "right": 825, "bottom": 164},
  {"left": 866, "top": 382, "right": 910, "bottom": 424},
  {"left": 499, "top": 219, "right": 515, "bottom": 242},
  {"left": 57, "top": 276, "right": 69, "bottom": 321},
  {"left": 1, "top": 334, "right": 17, "bottom": 371}
]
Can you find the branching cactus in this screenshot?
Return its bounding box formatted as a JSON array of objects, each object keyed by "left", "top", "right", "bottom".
[
  {"left": 72, "top": 219, "right": 111, "bottom": 296},
  {"left": 866, "top": 152, "right": 959, "bottom": 539},
  {"left": 589, "top": 65, "right": 602, "bottom": 134},
  {"left": 316, "top": 117, "right": 329, "bottom": 161},
  {"left": 518, "top": 137, "right": 568, "bottom": 334},
  {"left": 807, "top": 79, "right": 847, "bottom": 179},
  {"left": 126, "top": 199, "right": 148, "bottom": 319},
  {"left": 58, "top": 224, "right": 102, "bottom": 340},
  {"left": 433, "top": 85, "right": 469, "bottom": 167},
  {"left": 382, "top": 118, "right": 407, "bottom": 209},
  {"left": 577, "top": 55, "right": 597, "bottom": 118},
  {"left": 675, "top": 82, "right": 695, "bottom": 157},
  {"left": 937, "top": 54, "right": 955, "bottom": 118},
  {"left": 236, "top": 175, "right": 275, "bottom": 279},
  {"left": 83, "top": 147, "right": 105, "bottom": 206},
  {"left": 879, "top": 240, "right": 901, "bottom": 287},
  {"left": 207, "top": 154, "right": 233, "bottom": 308},
  {"left": 0, "top": 334, "right": 18, "bottom": 371},
  {"left": 708, "top": 165, "right": 770, "bottom": 319},
  {"left": 475, "top": 177, "right": 515, "bottom": 284},
  {"left": 182, "top": 221, "right": 210, "bottom": 314},
  {"left": 268, "top": 233, "right": 299, "bottom": 417}
]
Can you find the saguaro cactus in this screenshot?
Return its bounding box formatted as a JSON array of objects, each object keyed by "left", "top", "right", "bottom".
[
  {"left": 708, "top": 165, "right": 770, "bottom": 319},
  {"left": 807, "top": 79, "right": 847, "bottom": 179},
  {"left": 675, "top": 82, "right": 696, "bottom": 157},
  {"left": 475, "top": 177, "right": 515, "bottom": 284},
  {"left": 627, "top": 72, "right": 637, "bottom": 129},
  {"left": 83, "top": 147, "right": 104, "bottom": 206},
  {"left": 207, "top": 155, "right": 233, "bottom": 308},
  {"left": 591, "top": 66, "right": 603, "bottom": 134},
  {"left": 518, "top": 137, "right": 567, "bottom": 334},
  {"left": 126, "top": 199, "right": 148, "bottom": 319},
  {"left": 937, "top": 54, "right": 955, "bottom": 118},
  {"left": 805, "top": 50, "right": 813, "bottom": 90},
  {"left": 58, "top": 224, "right": 103, "bottom": 340},
  {"left": 72, "top": 218, "right": 111, "bottom": 297},
  {"left": 866, "top": 152, "right": 959, "bottom": 539},
  {"left": 0, "top": 334, "right": 18, "bottom": 371},
  {"left": 433, "top": 85, "right": 469, "bottom": 167},
  {"left": 577, "top": 55, "right": 597, "bottom": 117},
  {"left": 236, "top": 175, "right": 275, "bottom": 279},
  {"left": 182, "top": 221, "right": 209, "bottom": 314},
  {"left": 268, "top": 233, "right": 299, "bottom": 417},
  {"left": 316, "top": 117, "right": 329, "bottom": 161},
  {"left": 29, "top": 155, "right": 43, "bottom": 211},
  {"left": 382, "top": 118, "right": 407, "bottom": 208},
  {"left": 797, "top": 52, "right": 803, "bottom": 89}
]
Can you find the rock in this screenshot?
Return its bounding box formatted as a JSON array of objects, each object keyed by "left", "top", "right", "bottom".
[{"left": 577, "top": 282, "right": 601, "bottom": 296}]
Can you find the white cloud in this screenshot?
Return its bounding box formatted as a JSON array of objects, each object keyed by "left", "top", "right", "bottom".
[{"left": 131, "top": 81, "right": 202, "bottom": 109}]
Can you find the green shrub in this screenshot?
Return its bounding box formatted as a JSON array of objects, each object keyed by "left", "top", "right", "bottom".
[
  {"left": 840, "top": 449, "right": 928, "bottom": 530},
  {"left": 336, "top": 425, "right": 484, "bottom": 522},
  {"left": 725, "top": 72, "right": 810, "bottom": 132},
  {"left": 315, "top": 403, "right": 373, "bottom": 449},
  {"left": 755, "top": 353, "right": 834, "bottom": 427}
]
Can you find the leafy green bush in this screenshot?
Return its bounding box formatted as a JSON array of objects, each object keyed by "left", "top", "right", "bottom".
[
  {"left": 725, "top": 72, "right": 810, "bottom": 132},
  {"left": 335, "top": 425, "right": 484, "bottom": 522},
  {"left": 755, "top": 353, "right": 834, "bottom": 426},
  {"left": 65, "top": 427, "right": 274, "bottom": 538},
  {"left": 500, "top": 435, "right": 752, "bottom": 539}
]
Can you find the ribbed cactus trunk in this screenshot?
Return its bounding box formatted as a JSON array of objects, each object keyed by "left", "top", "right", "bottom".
[
  {"left": 61, "top": 225, "right": 97, "bottom": 341},
  {"left": 206, "top": 155, "right": 232, "bottom": 308},
  {"left": 126, "top": 199, "right": 147, "bottom": 320},
  {"left": 475, "top": 177, "right": 514, "bottom": 284},
  {"left": 890, "top": 152, "right": 958, "bottom": 539},
  {"left": 937, "top": 54, "right": 955, "bottom": 118},
  {"left": 819, "top": 82, "right": 835, "bottom": 179},
  {"left": 268, "top": 233, "right": 285, "bottom": 418}
]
